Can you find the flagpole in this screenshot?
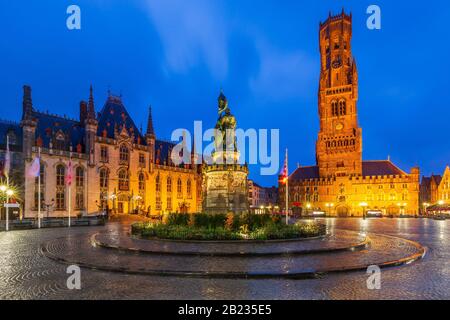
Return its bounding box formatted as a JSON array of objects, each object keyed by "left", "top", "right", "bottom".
[
  {"left": 38, "top": 147, "right": 41, "bottom": 229},
  {"left": 68, "top": 153, "right": 71, "bottom": 228},
  {"left": 5, "top": 135, "right": 9, "bottom": 231},
  {"left": 285, "top": 148, "right": 289, "bottom": 225}
]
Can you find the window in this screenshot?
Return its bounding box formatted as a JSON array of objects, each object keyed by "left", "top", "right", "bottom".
[
  {"left": 167, "top": 177, "right": 172, "bottom": 193},
  {"left": 187, "top": 179, "right": 192, "bottom": 199},
  {"left": 56, "top": 164, "right": 66, "bottom": 210},
  {"left": 119, "top": 144, "right": 129, "bottom": 164},
  {"left": 167, "top": 196, "right": 172, "bottom": 211},
  {"left": 100, "top": 168, "right": 109, "bottom": 189},
  {"left": 56, "top": 165, "right": 65, "bottom": 187},
  {"left": 75, "top": 167, "right": 84, "bottom": 210},
  {"left": 118, "top": 169, "right": 129, "bottom": 191},
  {"left": 156, "top": 174, "right": 161, "bottom": 192},
  {"left": 177, "top": 178, "right": 182, "bottom": 198},
  {"left": 76, "top": 167, "right": 84, "bottom": 187},
  {"left": 338, "top": 100, "right": 346, "bottom": 116},
  {"left": 156, "top": 195, "right": 162, "bottom": 211},
  {"left": 331, "top": 101, "right": 338, "bottom": 116},
  {"left": 55, "top": 133, "right": 65, "bottom": 150},
  {"left": 138, "top": 173, "right": 145, "bottom": 192},
  {"left": 100, "top": 146, "right": 109, "bottom": 162},
  {"left": 34, "top": 164, "right": 45, "bottom": 210},
  {"left": 139, "top": 153, "right": 146, "bottom": 167}
]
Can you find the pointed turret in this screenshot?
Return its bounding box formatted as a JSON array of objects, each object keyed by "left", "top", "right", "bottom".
[
  {"left": 20, "top": 85, "right": 37, "bottom": 160},
  {"left": 145, "top": 106, "right": 156, "bottom": 172},
  {"left": 87, "top": 84, "right": 96, "bottom": 120},
  {"left": 146, "top": 106, "right": 155, "bottom": 138}
]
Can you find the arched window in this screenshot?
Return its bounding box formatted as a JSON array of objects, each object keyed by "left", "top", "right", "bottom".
[
  {"left": 187, "top": 179, "right": 192, "bottom": 198},
  {"left": 75, "top": 167, "right": 85, "bottom": 210},
  {"left": 100, "top": 168, "right": 109, "bottom": 189},
  {"left": 119, "top": 144, "right": 129, "bottom": 164},
  {"left": 76, "top": 167, "right": 84, "bottom": 187},
  {"left": 331, "top": 101, "right": 338, "bottom": 116},
  {"left": 339, "top": 100, "right": 346, "bottom": 116},
  {"left": 56, "top": 165, "right": 65, "bottom": 210},
  {"left": 118, "top": 169, "right": 129, "bottom": 191},
  {"left": 167, "top": 177, "right": 172, "bottom": 193},
  {"left": 34, "top": 163, "right": 45, "bottom": 210},
  {"left": 177, "top": 178, "right": 182, "bottom": 198},
  {"left": 138, "top": 173, "right": 145, "bottom": 192}
]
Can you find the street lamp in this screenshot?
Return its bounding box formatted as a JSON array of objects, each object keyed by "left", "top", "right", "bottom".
[
  {"left": 360, "top": 202, "right": 368, "bottom": 219},
  {"left": 1, "top": 186, "right": 14, "bottom": 231},
  {"left": 325, "top": 203, "right": 334, "bottom": 217},
  {"left": 423, "top": 202, "right": 430, "bottom": 216}
]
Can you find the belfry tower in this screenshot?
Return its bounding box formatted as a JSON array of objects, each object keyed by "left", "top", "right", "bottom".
[{"left": 316, "top": 11, "right": 362, "bottom": 177}]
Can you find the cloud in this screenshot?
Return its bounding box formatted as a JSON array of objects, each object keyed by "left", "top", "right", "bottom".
[
  {"left": 249, "top": 41, "right": 318, "bottom": 101},
  {"left": 143, "top": 0, "right": 228, "bottom": 80}
]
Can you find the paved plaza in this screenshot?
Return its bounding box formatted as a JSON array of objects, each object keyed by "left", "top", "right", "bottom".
[{"left": 0, "top": 218, "right": 449, "bottom": 299}]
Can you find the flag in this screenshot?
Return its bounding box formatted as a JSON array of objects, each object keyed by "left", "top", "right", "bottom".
[
  {"left": 66, "top": 160, "right": 73, "bottom": 186},
  {"left": 4, "top": 137, "right": 10, "bottom": 178},
  {"left": 280, "top": 153, "right": 288, "bottom": 184},
  {"left": 28, "top": 156, "right": 41, "bottom": 178}
]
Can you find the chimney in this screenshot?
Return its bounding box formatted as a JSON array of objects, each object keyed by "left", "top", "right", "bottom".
[{"left": 80, "top": 100, "right": 87, "bottom": 124}]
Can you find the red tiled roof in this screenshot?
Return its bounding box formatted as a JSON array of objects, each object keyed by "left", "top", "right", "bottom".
[{"left": 362, "top": 160, "right": 406, "bottom": 176}]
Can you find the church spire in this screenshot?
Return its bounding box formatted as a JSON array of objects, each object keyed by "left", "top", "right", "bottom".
[{"left": 146, "top": 105, "right": 155, "bottom": 137}]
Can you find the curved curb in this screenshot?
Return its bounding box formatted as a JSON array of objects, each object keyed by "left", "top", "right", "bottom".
[
  {"left": 91, "top": 233, "right": 370, "bottom": 257},
  {"left": 40, "top": 233, "right": 426, "bottom": 280}
]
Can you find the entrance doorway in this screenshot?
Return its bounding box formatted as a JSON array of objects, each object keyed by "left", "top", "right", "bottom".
[{"left": 336, "top": 206, "right": 349, "bottom": 217}]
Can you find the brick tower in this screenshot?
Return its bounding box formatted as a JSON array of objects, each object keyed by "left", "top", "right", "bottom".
[{"left": 316, "top": 11, "right": 362, "bottom": 177}]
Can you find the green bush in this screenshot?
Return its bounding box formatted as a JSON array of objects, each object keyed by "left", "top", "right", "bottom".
[
  {"left": 132, "top": 219, "right": 326, "bottom": 241},
  {"left": 193, "top": 213, "right": 227, "bottom": 229},
  {"left": 167, "top": 213, "right": 190, "bottom": 226}
]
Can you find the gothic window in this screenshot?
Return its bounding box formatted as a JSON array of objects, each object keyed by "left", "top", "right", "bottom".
[
  {"left": 75, "top": 167, "right": 84, "bottom": 210},
  {"left": 100, "top": 168, "right": 109, "bottom": 189},
  {"left": 155, "top": 195, "right": 162, "bottom": 211},
  {"left": 55, "top": 132, "right": 65, "bottom": 151},
  {"left": 100, "top": 146, "right": 109, "bottom": 162},
  {"left": 167, "top": 177, "right": 172, "bottom": 193},
  {"left": 331, "top": 100, "right": 338, "bottom": 116},
  {"left": 119, "top": 144, "right": 129, "bottom": 164},
  {"left": 139, "top": 153, "right": 146, "bottom": 167},
  {"left": 56, "top": 165, "right": 65, "bottom": 210},
  {"left": 177, "top": 178, "right": 183, "bottom": 199},
  {"left": 166, "top": 196, "right": 172, "bottom": 212},
  {"left": 339, "top": 100, "right": 346, "bottom": 116},
  {"left": 187, "top": 179, "right": 192, "bottom": 199},
  {"left": 34, "top": 164, "right": 45, "bottom": 210},
  {"left": 156, "top": 174, "right": 161, "bottom": 192},
  {"left": 75, "top": 167, "right": 84, "bottom": 187},
  {"left": 138, "top": 173, "right": 145, "bottom": 192},
  {"left": 118, "top": 169, "right": 129, "bottom": 191}
]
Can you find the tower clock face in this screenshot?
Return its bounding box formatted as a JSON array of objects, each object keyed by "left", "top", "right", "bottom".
[{"left": 335, "top": 122, "right": 344, "bottom": 131}]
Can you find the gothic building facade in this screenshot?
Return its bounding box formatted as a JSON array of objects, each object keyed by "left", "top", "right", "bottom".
[
  {"left": 17, "top": 85, "right": 201, "bottom": 218},
  {"left": 279, "top": 11, "right": 420, "bottom": 216}
]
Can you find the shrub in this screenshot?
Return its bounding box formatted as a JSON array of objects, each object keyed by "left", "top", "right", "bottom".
[
  {"left": 167, "top": 213, "right": 190, "bottom": 226},
  {"left": 193, "top": 213, "right": 227, "bottom": 229}
]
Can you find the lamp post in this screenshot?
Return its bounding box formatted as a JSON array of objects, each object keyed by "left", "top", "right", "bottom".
[
  {"left": 438, "top": 200, "right": 445, "bottom": 218},
  {"left": 325, "top": 203, "right": 334, "bottom": 217},
  {"left": 306, "top": 203, "right": 311, "bottom": 217},
  {"left": 360, "top": 202, "right": 368, "bottom": 220},
  {"left": 1, "top": 185, "right": 15, "bottom": 232}
]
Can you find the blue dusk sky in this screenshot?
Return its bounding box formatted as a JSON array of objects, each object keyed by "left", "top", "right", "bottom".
[{"left": 1, "top": 0, "right": 449, "bottom": 186}]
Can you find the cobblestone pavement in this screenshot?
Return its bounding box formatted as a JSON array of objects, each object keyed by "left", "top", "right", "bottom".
[{"left": 0, "top": 218, "right": 449, "bottom": 299}]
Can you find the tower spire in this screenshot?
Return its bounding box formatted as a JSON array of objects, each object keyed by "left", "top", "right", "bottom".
[
  {"left": 146, "top": 105, "right": 155, "bottom": 137},
  {"left": 87, "top": 84, "right": 95, "bottom": 119}
]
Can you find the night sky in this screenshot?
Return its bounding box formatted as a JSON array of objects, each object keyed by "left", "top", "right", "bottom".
[{"left": 1, "top": 0, "right": 449, "bottom": 186}]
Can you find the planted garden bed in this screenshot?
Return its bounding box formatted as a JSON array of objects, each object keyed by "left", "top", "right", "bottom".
[{"left": 131, "top": 213, "right": 326, "bottom": 241}]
